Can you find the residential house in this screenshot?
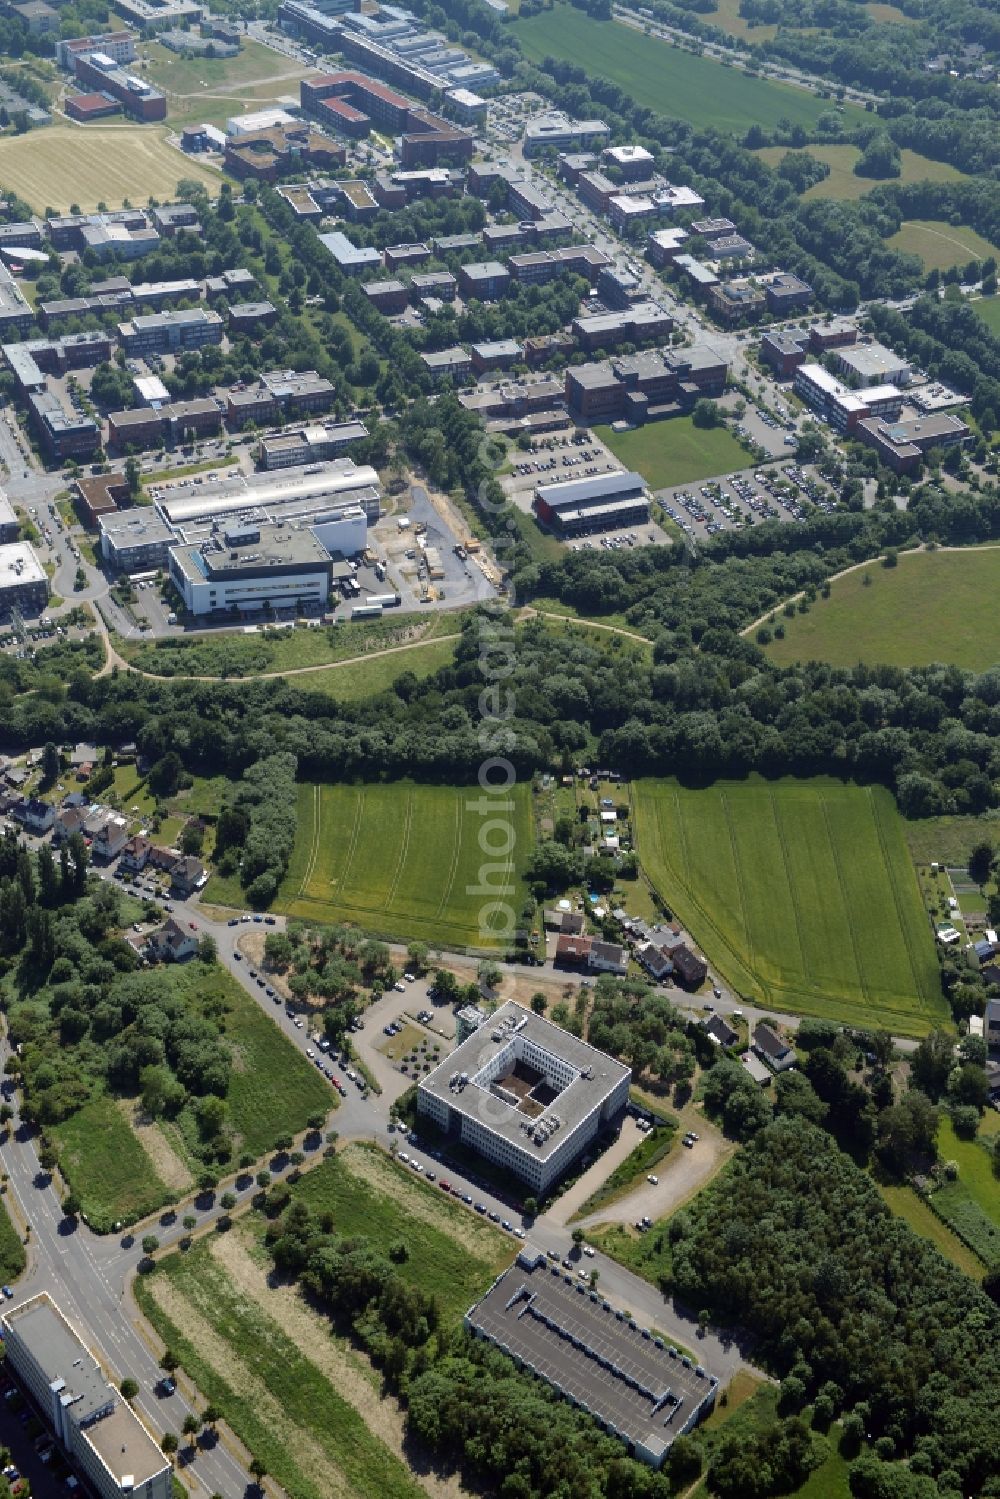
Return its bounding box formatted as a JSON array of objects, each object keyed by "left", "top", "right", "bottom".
[
  {"left": 148, "top": 845, "right": 180, "bottom": 874},
  {"left": 670, "top": 944, "right": 708, "bottom": 990},
  {"left": 704, "top": 1014, "right": 738, "bottom": 1048},
  {"left": 985, "top": 1058, "right": 1000, "bottom": 1101},
  {"left": 740, "top": 1051, "right": 772, "bottom": 1086},
  {"left": 637, "top": 941, "right": 673, "bottom": 981},
  {"left": 986, "top": 995, "right": 1000, "bottom": 1051},
  {"left": 52, "top": 806, "right": 88, "bottom": 843},
  {"left": 169, "top": 855, "right": 206, "bottom": 896},
  {"left": 92, "top": 813, "right": 129, "bottom": 861},
  {"left": 588, "top": 940, "right": 628, "bottom": 976},
  {"left": 146, "top": 917, "right": 198, "bottom": 963},
  {"left": 555, "top": 933, "right": 593, "bottom": 968},
  {"left": 753, "top": 1022, "right": 795, "bottom": 1072},
  {"left": 543, "top": 908, "right": 586, "bottom": 935},
  {"left": 21, "top": 797, "right": 55, "bottom": 834},
  {"left": 119, "top": 834, "right": 152, "bottom": 873}
]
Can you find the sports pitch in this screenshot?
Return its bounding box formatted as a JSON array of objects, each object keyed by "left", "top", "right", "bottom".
[
  {"left": 277, "top": 781, "right": 534, "bottom": 949},
  {"left": 633, "top": 777, "right": 946, "bottom": 1035},
  {"left": 763, "top": 550, "right": 1000, "bottom": 671},
  {"left": 0, "top": 126, "right": 219, "bottom": 213}
]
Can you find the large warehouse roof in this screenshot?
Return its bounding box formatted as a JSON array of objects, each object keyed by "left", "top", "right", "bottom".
[
  {"left": 536, "top": 470, "right": 645, "bottom": 512},
  {"left": 156, "top": 461, "right": 379, "bottom": 526}
]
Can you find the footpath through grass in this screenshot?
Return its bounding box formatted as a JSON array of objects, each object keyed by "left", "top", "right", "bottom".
[
  {"left": 633, "top": 776, "right": 945, "bottom": 1035},
  {"left": 763, "top": 550, "right": 1000, "bottom": 671},
  {"left": 514, "top": 5, "right": 866, "bottom": 132},
  {"left": 886, "top": 220, "right": 1000, "bottom": 272},
  {"left": 595, "top": 418, "right": 751, "bottom": 490},
  {"left": 276, "top": 780, "right": 534, "bottom": 950}
]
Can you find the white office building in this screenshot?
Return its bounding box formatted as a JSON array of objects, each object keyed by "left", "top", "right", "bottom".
[
  {"left": 417, "top": 1000, "right": 631, "bottom": 1196},
  {"left": 168, "top": 520, "right": 338, "bottom": 616},
  {"left": 2, "top": 1295, "right": 171, "bottom": 1499}
]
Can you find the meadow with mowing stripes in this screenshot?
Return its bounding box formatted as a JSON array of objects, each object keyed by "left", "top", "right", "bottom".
[
  {"left": 277, "top": 781, "right": 534, "bottom": 948},
  {"left": 633, "top": 777, "right": 945, "bottom": 1035}
]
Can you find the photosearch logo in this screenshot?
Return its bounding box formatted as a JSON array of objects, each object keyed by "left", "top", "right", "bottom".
[{"left": 466, "top": 426, "right": 522, "bottom": 948}]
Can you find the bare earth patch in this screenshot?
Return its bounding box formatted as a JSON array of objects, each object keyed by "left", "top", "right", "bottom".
[
  {"left": 340, "top": 1144, "right": 510, "bottom": 1263},
  {"left": 211, "top": 1228, "right": 467, "bottom": 1499},
  {"left": 146, "top": 1274, "right": 350, "bottom": 1499},
  {"left": 117, "top": 1099, "right": 193, "bottom": 1193}
]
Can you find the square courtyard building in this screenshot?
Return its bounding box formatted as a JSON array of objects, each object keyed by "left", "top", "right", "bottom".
[{"left": 417, "top": 1000, "right": 630, "bottom": 1195}]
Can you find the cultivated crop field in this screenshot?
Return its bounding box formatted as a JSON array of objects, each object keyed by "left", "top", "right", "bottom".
[
  {"left": 0, "top": 126, "right": 219, "bottom": 213},
  {"left": 763, "top": 550, "right": 1000, "bottom": 670},
  {"left": 633, "top": 777, "right": 945, "bottom": 1034},
  {"left": 278, "top": 781, "right": 533, "bottom": 949},
  {"left": 886, "top": 219, "right": 1000, "bottom": 272},
  {"left": 595, "top": 418, "right": 751, "bottom": 490},
  {"left": 514, "top": 5, "right": 866, "bottom": 133}
]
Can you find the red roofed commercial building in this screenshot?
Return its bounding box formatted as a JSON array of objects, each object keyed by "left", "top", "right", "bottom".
[
  {"left": 65, "top": 92, "right": 121, "bottom": 121},
  {"left": 314, "top": 94, "right": 370, "bottom": 138},
  {"left": 301, "top": 71, "right": 412, "bottom": 133}
]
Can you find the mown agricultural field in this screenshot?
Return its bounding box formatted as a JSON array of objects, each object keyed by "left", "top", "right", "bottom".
[
  {"left": 277, "top": 781, "right": 533, "bottom": 949},
  {"left": 513, "top": 5, "right": 866, "bottom": 133},
  {"left": 135, "top": 1144, "right": 509, "bottom": 1499},
  {"left": 595, "top": 417, "right": 751, "bottom": 490},
  {"left": 763, "top": 550, "right": 1000, "bottom": 671},
  {"left": 755, "top": 143, "right": 969, "bottom": 201},
  {"left": 633, "top": 777, "right": 945, "bottom": 1034},
  {"left": 0, "top": 127, "right": 219, "bottom": 213},
  {"left": 885, "top": 219, "right": 1000, "bottom": 272}
]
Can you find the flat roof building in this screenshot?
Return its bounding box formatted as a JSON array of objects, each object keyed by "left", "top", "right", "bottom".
[
  {"left": 855, "top": 411, "right": 969, "bottom": 473},
  {"left": 534, "top": 470, "right": 650, "bottom": 538},
  {"left": 2, "top": 1295, "right": 171, "bottom": 1499},
  {"left": 0, "top": 541, "right": 47, "bottom": 614},
  {"left": 118, "top": 308, "right": 223, "bottom": 355},
  {"left": 466, "top": 1250, "right": 717, "bottom": 1467},
  {"left": 794, "top": 362, "right": 903, "bottom": 432},
  {"left": 417, "top": 1000, "right": 630, "bottom": 1195},
  {"left": 99, "top": 508, "right": 176, "bottom": 570},
  {"left": 833, "top": 340, "right": 910, "bottom": 387},
  {"left": 420, "top": 345, "right": 472, "bottom": 382},
  {"left": 317, "top": 230, "right": 383, "bottom": 274},
  {"left": 257, "top": 419, "right": 369, "bottom": 471},
  {"left": 154, "top": 458, "right": 381, "bottom": 531},
  {"left": 523, "top": 112, "right": 611, "bottom": 156},
  {"left": 168, "top": 520, "right": 337, "bottom": 616}
]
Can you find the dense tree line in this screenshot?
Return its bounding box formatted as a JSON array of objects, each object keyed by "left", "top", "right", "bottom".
[
  {"left": 0, "top": 836, "right": 226, "bottom": 1133},
  {"left": 214, "top": 751, "right": 298, "bottom": 908},
  {"left": 669, "top": 1116, "right": 999, "bottom": 1492}
]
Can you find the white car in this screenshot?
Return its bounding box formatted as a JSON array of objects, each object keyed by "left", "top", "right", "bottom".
[{"left": 647, "top": 1174, "right": 658, "bottom": 1185}]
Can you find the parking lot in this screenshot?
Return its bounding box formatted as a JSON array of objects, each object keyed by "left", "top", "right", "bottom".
[{"left": 658, "top": 461, "right": 838, "bottom": 539}]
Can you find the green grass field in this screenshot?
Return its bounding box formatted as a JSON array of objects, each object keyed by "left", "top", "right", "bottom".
[
  {"left": 51, "top": 964, "right": 330, "bottom": 1228},
  {"left": 595, "top": 418, "right": 750, "bottom": 490},
  {"left": 755, "top": 144, "right": 967, "bottom": 201},
  {"left": 0, "top": 126, "right": 219, "bottom": 214},
  {"left": 292, "top": 1147, "right": 511, "bottom": 1322},
  {"left": 134, "top": 1144, "right": 509, "bottom": 1498},
  {"left": 886, "top": 220, "right": 1000, "bottom": 272},
  {"left": 293, "top": 637, "right": 457, "bottom": 700},
  {"left": 138, "top": 39, "right": 311, "bottom": 129},
  {"left": 514, "top": 5, "right": 866, "bottom": 133},
  {"left": 973, "top": 295, "right": 1000, "bottom": 335},
  {"left": 51, "top": 1095, "right": 171, "bottom": 1231},
  {"left": 878, "top": 1183, "right": 984, "bottom": 1278},
  {"left": 276, "top": 780, "right": 533, "bottom": 949},
  {"left": 903, "top": 813, "right": 1000, "bottom": 867},
  {"left": 135, "top": 1235, "right": 425, "bottom": 1499},
  {"left": 763, "top": 551, "right": 1000, "bottom": 671},
  {"left": 162, "top": 962, "right": 331, "bottom": 1164},
  {"left": 633, "top": 777, "right": 945, "bottom": 1034}
]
